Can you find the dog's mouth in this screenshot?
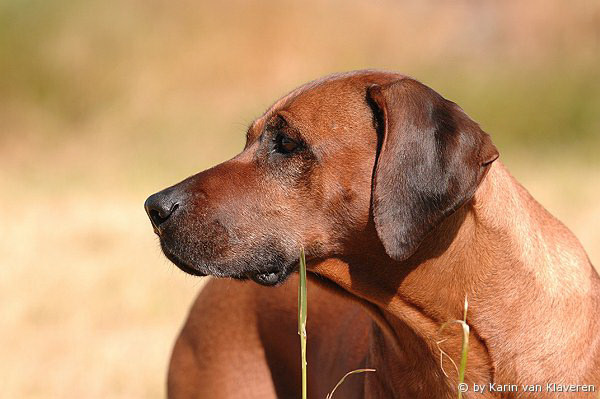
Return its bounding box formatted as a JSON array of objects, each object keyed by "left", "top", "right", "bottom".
[
  {"left": 248, "top": 268, "right": 288, "bottom": 286},
  {"left": 159, "top": 239, "right": 296, "bottom": 285}
]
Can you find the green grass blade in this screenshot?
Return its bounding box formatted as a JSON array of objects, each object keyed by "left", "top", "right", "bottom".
[
  {"left": 457, "top": 322, "right": 469, "bottom": 399},
  {"left": 438, "top": 297, "right": 470, "bottom": 399},
  {"left": 457, "top": 297, "right": 469, "bottom": 399},
  {"left": 298, "top": 248, "right": 307, "bottom": 399}
]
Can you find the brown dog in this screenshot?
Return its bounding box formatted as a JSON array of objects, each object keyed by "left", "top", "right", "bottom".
[{"left": 145, "top": 70, "right": 600, "bottom": 398}]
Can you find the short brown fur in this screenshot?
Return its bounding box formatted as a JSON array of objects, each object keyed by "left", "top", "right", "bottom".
[{"left": 144, "top": 71, "right": 600, "bottom": 398}]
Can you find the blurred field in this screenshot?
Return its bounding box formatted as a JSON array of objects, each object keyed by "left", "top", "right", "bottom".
[{"left": 1, "top": 0, "right": 599, "bottom": 398}]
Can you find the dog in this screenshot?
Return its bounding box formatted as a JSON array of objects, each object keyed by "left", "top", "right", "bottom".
[{"left": 145, "top": 70, "right": 600, "bottom": 398}]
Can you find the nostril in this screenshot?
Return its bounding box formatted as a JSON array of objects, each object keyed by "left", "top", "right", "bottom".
[
  {"left": 149, "top": 208, "right": 169, "bottom": 227},
  {"left": 145, "top": 191, "right": 181, "bottom": 231},
  {"left": 151, "top": 202, "right": 179, "bottom": 226}
]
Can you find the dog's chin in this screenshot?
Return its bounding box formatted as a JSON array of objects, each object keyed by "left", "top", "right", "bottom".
[
  {"left": 159, "top": 241, "right": 296, "bottom": 285},
  {"left": 161, "top": 246, "right": 208, "bottom": 277}
]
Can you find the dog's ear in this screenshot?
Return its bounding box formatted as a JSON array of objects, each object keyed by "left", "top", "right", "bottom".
[{"left": 367, "top": 79, "right": 498, "bottom": 261}]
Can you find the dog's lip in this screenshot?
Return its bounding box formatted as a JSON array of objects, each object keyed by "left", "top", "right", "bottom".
[
  {"left": 249, "top": 271, "right": 280, "bottom": 286},
  {"left": 247, "top": 266, "right": 294, "bottom": 286}
]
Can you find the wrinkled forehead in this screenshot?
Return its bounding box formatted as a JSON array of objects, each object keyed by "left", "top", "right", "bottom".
[{"left": 247, "top": 71, "right": 403, "bottom": 145}]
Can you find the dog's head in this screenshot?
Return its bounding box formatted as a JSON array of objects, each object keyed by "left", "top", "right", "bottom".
[{"left": 144, "top": 71, "right": 498, "bottom": 285}]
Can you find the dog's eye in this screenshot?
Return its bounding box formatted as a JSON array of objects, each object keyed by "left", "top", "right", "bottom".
[{"left": 274, "top": 134, "right": 298, "bottom": 154}]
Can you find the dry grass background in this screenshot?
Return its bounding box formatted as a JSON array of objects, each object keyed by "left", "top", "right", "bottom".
[{"left": 1, "top": 0, "right": 599, "bottom": 397}]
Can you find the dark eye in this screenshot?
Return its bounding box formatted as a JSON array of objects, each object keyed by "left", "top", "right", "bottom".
[{"left": 274, "top": 133, "right": 298, "bottom": 154}]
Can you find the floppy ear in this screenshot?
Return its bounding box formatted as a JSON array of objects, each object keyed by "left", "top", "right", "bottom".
[{"left": 367, "top": 79, "right": 499, "bottom": 261}]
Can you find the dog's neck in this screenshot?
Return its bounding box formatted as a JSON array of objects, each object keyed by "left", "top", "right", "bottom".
[{"left": 311, "top": 161, "right": 600, "bottom": 398}]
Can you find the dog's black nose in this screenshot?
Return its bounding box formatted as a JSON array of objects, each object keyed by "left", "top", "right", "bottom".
[{"left": 144, "top": 189, "right": 180, "bottom": 233}]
